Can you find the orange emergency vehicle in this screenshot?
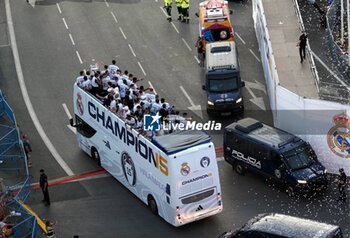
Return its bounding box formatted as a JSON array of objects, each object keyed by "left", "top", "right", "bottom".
[{"left": 198, "top": 0, "right": 234, "bottom": 52}]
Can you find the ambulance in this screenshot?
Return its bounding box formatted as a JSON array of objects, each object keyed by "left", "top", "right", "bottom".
[{"left": 198, "top": 0, "right": 234, "bottom": 53}]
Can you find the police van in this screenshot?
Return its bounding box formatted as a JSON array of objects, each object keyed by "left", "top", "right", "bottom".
[
  {"left": 202, "top": 41, "right": 245, "bottom": 115},
  {"left": 223, "top": 118, "right": 328, "bottom": 196},
  {"left": 219, "top": 213, "right": 343, "bottom": 238}
]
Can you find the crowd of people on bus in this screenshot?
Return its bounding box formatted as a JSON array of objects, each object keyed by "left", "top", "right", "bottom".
[{"left": 76, "top": 60, "right": 192, "bottom": 138}]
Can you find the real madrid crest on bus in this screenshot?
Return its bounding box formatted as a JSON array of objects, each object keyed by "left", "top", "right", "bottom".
[
  {"left": 180, "top": 162, "right": 190, "bottom": 176},
  {"left": 76, "top": 92, "right": 84, "bottom": 116},
  {"left": 327, "top": 112, "right": 350, "bottom": 159}
]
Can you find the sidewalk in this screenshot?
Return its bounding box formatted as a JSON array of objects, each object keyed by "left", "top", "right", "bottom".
[{"left": 263, "top": 0, "right": 318, "bottom": 99}]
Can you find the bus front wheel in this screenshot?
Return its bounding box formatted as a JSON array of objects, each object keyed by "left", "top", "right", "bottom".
[
  {"left": 91, "top": 148, "right": 101, "bottom": 166},
  {"left": 148, "top": 195, "right": 158, "bottom": 216}
]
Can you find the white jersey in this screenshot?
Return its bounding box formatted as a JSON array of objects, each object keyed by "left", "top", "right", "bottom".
[{"left": 108, "top": 64, "right": 119, "bottom": 78}]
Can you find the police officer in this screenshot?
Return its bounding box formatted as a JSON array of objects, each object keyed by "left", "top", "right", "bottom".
[
  {"left": 181, "top": 0, "right": 190, "bottom": 24},
  {"left": 164, "top": 0, "right": 173, "bottom": 22},
  {"left": 175, "top": 0, "right": 182, "bottom": 21},
  {"left": 40, "top": 169, "right": 50, "bottom": 206},
  {"left": 337, "top": 168, "right": 347, "bottom": 202}
]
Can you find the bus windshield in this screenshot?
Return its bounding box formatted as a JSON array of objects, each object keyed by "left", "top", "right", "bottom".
[
  {"left": 283, "top": 146, "right": 314, "bottom": 171},
  {"left": 208, "top": 73, "right": 238, "bottom": 92}
]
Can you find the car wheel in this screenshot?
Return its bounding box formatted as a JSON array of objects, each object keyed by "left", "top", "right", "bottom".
[
  {"left": 91, "top": 148, "right": 101, "bottom": 166},
  {"left": 286, "top": 186, "right": 295, "bottom": 197},
  {"left": 234, "top": 163, "right": 244, "bottom": 175},
  {"left": 148, "top": 196, "right": 158, "bottom": 215}
]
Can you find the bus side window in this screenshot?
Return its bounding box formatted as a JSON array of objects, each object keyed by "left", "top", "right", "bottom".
[{"left": 75, "top": 116, "right": 96, "bottom": 138}]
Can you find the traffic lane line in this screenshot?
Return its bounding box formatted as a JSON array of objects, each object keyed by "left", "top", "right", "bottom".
[
  {"left": 56, "top": 3, "right": 62, "bottom": 14},
  {"left": 235, "top": 32, "right": 246, "bottom": 45},
  {"left": 128, "top": 44, "right": 136, "bottom": 57},
  {"left": 171, "top": 22, "right": 179, "bottom": 34},
  {"left": 148, "top": 81, "right": 157, "bottom": 95},
  {"left": 249, "top": 49, "right": 261, "bottom": 62},
  {"left": 104, "top": 0, "right": 110, "bottom": 7},
  {"left": 119, "top": 27, "right": 127, "bottom": 40},
  {"left": 182, "top": 38, "right": 192, "bottom": 52},
  {"left": 5, "top": 0, "right": 74, "bottom": 176},
  {"left": 111, "top": 11, "right": 118, "bottom": 23},
  {"left": 62, "top": 17, "right": 69, "bottom": 30},
  {"left": 76, "top": 50, "right": 83, "bottom": 64},
  {"left": 138, "top": 61, "right": 146, "bottom": 76},
  {"left": 69, "top": 33, "right": 75, "bottom": 46}
]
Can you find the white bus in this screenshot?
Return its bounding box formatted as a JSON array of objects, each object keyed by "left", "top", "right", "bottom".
[{"left": 71, "top": 84, "right": 223, "bottom": 226}]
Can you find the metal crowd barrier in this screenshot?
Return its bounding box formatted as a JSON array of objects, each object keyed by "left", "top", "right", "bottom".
[
  {"left": 292, "top": 0, "right": 321, "bottom": 93},
  {"left": 0, "top": 90, "right": 28, "bottom": 175},
  {"left": 326, "top": 0, "right": 349, "bottom": 78}
]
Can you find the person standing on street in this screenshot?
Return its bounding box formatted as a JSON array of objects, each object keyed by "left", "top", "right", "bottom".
[
  {"left": 175, "top": 0, "right": 183, "bottom": 21},
  {"left": 195, "top": 36, "right": 204, "bottom": 66},
  {"left": 337, "top": 168, "right": 347, "bottom": 203},
  {"left": 164, "top": 0, "right": 173, "bottom": 22},
  {"left": 297, "top": 31, "right": 308, "bottom": 63},
  {"left": 22, "top": 134, "right": 32, "bottom": 167},
  {"left": 40, "top": 169, "right": 50, "bottom": 206},
  {"left": 181, "top": 0, "right": 190, "bottom": 24}
]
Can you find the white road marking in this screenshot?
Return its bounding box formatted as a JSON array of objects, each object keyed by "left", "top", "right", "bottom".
[
  {"left": 194, "top": 55, "right": 200, "bottom": 64},
  {"left": 56, "top": 3, "right": 62, "bottom": 14},
  {"left": 138, "top": 62, "right": 146, "bottom": 76},
  {"left": 235, "top": 32, "right": 246, "bottom": 45},
  {"left": 148, "top": 81, "right": 157, "bottom": 95},
  {"left": 0, "top": 44, "right": 10, "bottom": 48},
  {"left": 69, "top": 33, "right": 75, "bottom": 46},
  {"left": 159, "top": 5, "right": 168, "bottom": 17},
  {"left": 62, "top": 18, "right": 69, "bottom": 30},
  {"left": 119, "top": 27, "right": 127, "bottom": 40},
  {"left": 128, "top": 44, "right": 136, "bottom": 57},
  {"left": 311, "top": 51, "right": 350, "bottom": 90},
  {"left": 245, "top": 84, "right": 266, "bottom": 111},
  {"left": 171, "top": 22, "right": 179, "bottom": 34},
  {"left": 104, "top": 0, "right": 110, "bottom": 7},
  {"left": 67, "top": 124, "right": 77, "bottom": 134},
  {"left": 182, "top": 38, "right": 192, "bottom": 52},
  {"left": 62, "top": 104, "right": 76, "bottom": 134},
  {"left": 249, "top": 49, "right": 261, "bottom": 62},
  {"left": 110, "top": 12, "right": 118, "bottom": 23},
  {"left": 180, "top": 86, "right": 196, "bottom": 106},
  {"left": 27, "top": 0, "right": 36, "bottom": 8},
  {"left": 62, "top": 103, "right": 72, "bottom": 118},
  {"left": 76, "top": 51, "right": 83, "bottom": 64},
  {"left": 5, "top": 0, "right": 74, "bottom": 176}
]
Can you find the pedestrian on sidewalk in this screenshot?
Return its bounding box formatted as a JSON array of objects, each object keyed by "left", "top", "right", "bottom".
[
  {"left": 40, "top": 169, "right": 50, "bottom": 206},
  {"left": 297, "top": 31, "right": 308, "bottom": 63},
  {"left": 22, "top": 134, "right": 32, "bottom": 167},
  {"left": 336, "top": 168, "right": 347, "bottom": 203},
  {"left": 45, "top": 220, "right": 57, "bottom": 238}
]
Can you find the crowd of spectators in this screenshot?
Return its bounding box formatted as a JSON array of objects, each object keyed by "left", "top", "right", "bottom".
[{"left": 76, "top": 60, "right": 192, "bottom": 138}]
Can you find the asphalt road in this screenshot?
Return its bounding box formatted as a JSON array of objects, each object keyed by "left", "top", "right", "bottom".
[{"left": 1, "top": 0, "right": 349, "bottom": 237}]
